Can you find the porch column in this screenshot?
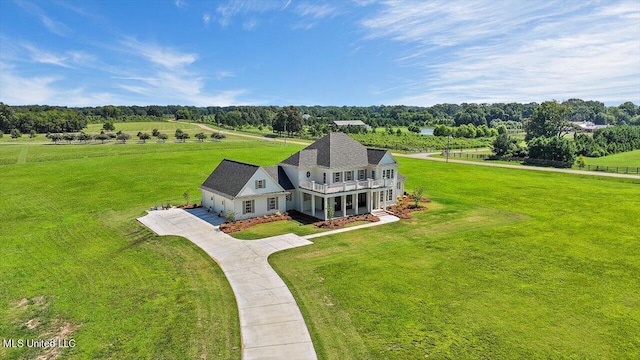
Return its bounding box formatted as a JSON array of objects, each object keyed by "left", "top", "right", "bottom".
[
  {"left": 311, "top": 195, "right": 316, "bottom": 217},
  {"left": 299, "top": 191, "right": 303, "bottom": 212},
  {"left": 354, "top": 193, "right": 359, "bottom": 215},
  {"left": 367, "top": 191, "right": 372, "bottom": 213},
  {"left": 342, "top": 195, "right": 346, "bottom": 217},
  {"left": 323, "top": 197, "right": 328, "bottom": 220}
]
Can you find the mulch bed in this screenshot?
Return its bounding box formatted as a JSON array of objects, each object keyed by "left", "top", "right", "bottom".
[
  {"left": 176, "top": 203, "right": 202, "bottom": 209},
  {"left": 313, "top": 213, "right": 380, "bottom": 229},
  {"left": 219, "top": 213, "right": 291, "bottom": 234},
  {"left": 386, "top": 195, "right": 430, "bottom": 219}
]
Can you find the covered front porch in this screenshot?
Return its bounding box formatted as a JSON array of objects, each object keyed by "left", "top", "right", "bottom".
[{"left": 298, "top": 188, "right": 391, "bottom": 220}]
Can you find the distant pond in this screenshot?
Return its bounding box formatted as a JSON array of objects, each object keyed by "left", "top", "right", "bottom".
[{"left": 420, "top": 128, "right": 434, "bottom": 135}]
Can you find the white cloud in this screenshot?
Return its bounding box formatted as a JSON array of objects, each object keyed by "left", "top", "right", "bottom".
[
  {"left": 174, "top": 0, "right": 186, "bottom": 8},
  {"left": 215, "top": 0, "right": 287, "bottom": 27},
  {"left": 216, "top": 71, "right": 235, "bottom": 79},
  {"left": 14, "top": 0, "right": 71, "bottom": 36},
  {"left": 203, "top": 13, "right": 211, "bottom": 26},
  {"left": 361, "top": 1, "right": 640, "bottom": 105},
  {"left": 121, "top": 38, "right": 197, "bottom": 69},
  {"left": 243, "top": 18, "right": 259, "bottom": 30},
  {"left": 295, "top": 3, "right": 339, "bottom": 19}
]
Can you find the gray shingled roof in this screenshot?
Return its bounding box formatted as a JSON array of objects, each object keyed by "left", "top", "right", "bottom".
[
  {"left": 280, "top": 132, "right": 370, "bottom": 168},
  {"left": 367, "top": 148, "right": 392, "bottom": 165},
  {"left": 264, "top": 166, "right": 294, "bottom": 190},
  {"left": 397, "top": 173, "right": 407, "bottom": 181},
  {"left": 200, "top": 159, "right": 260, "bottom": 198}
]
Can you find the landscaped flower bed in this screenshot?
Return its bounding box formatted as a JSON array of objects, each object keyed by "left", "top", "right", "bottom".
[
  {"left": 220, "top": 213, "right": 292, "bottom": 234},
  {"left": 387, "top": 195, "right": 429, "bottom": 219},
  {"left": 176, "top": 203, "right": 202, "bottom": 209},
  {"left": 313, "top": 213, "right": 380, "bottom": 229}
]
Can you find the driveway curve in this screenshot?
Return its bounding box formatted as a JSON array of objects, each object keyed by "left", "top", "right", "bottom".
[{"left": 138, "top": 208, "right": 317, "bottom": 360}]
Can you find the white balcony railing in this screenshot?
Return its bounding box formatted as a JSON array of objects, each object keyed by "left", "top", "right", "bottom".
[{"left": 299, "top": 179, "right": 393, "bottom": 194}]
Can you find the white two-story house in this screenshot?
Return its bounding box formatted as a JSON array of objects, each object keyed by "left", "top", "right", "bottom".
[{"left": 200, "top": 132, "right": 405, "bottom": 221}]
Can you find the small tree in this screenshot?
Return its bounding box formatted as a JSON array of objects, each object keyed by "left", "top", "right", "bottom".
[
  {"left": 175, "top": 128, "right": 183, "bottom": 138},
  {"left": 576, "top": 155, "right": 586, "bottom": 169},
  {"left": 412, "top": 186, "right": 425, "bottom": 207},
  {"left": 63, "top": 133, "right": 76, "bottom": 143},
  {"left": 152, "top": 128, "right": 159, "bottom": 137},
  {"left": 10, "top": 128, "right": 21, "bottom": 139},
  {"left": 177, "top": 133, "right": 190, "bottom": 142},
  {"left": 157, "top": 133, "right": 168, "bottom": 143},
  {"left": 47, "top": 133, "right": 62, "bottom": 144},
  {"left": 29, "top": 129, "right": 37, "bottom": 138},
  {"left": 95, "top": 133, "right": 109, "bottom": 144},
  {"left": 195, "top": 132, "right": 207, "bottom": 142},
  {"left": 77, "top": 132, "right": 92, "bottom": 144},
  {"left": 326, "top": 206, "right": 335, "bottom": 225},
  {"left": 211, "top": 132, "right": 225, "bottom": 140},
  {"left": 138, "top": 132, "right": 151, "bottom": 143},
  {"left": 103, "top": 122, "right": 115, "bottom": 131},
  {"left": 116, "top": 133, "right": 131, "bottom": 143}
]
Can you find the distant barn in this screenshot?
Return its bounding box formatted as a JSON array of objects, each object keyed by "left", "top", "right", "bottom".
[{"left": 332, "top": 120, "right": 370, "bottom": 129}]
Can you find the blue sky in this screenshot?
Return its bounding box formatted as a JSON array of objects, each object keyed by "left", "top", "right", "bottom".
[{"left": 0, "top": 0, "right": 639, "bottom": 107}]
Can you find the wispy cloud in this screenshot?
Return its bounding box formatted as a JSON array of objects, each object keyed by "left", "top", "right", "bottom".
[
  {"left": 361, "top": 1, "right": 640, "bottom": 104},
  {"left": 14, "top": 0, "right": 71, "bottom": 36},
  {"left": 121, "top": 38, "right": 197, "bottom": 69},
  {"left": 116, "top": 38, "right": 247, "bottom": 105},
  {"left": 215, "top": 0, "right": 288, "bottom": 27},
  {"left": 175, "top": 0, "right": 186, "bottom": 8},
  {"left": 243, "top": 18, "right": 259, "bottom": 30},
  {"left": 295, "top": 3, "right": 339, "bottom": 19}
]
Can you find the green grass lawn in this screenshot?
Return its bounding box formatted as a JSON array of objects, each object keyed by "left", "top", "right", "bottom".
[
  {"left": 581, "top": 149, "right": 640, "bottom": 168},
  {"left": 2, "top": 138, "right": 639, "bottom": 359},
  {"left": 271, "top": 159, "right": 640, "bottom": 359},
  {"left": 230, "top": 219, "right": 327, "bottom": 240},
  {"left": 85, "top": 121, "right": 199, "bottom": 133},
  {"left": 0, "top": 139, "right": 304, "bottom": 359}
]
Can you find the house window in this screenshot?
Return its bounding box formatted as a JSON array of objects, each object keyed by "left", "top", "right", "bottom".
[
  {"left": 243, "top": 200, "right": 255, "bottom": 214},
  {"left": 345, "top": 171, "right": 353, "bottom": 181},
  {"left": 391, "top": 169, "right": 395, "bottom": 178},
  {"left": 372, "top": 170, "right": 376, "bottom": 179},
  {"left": 334, "top": 172, "right": 342, "bottom": 183},
  {"left": 387, "top": 189, "right": 393, "bottom": 201},
  {"left": 397, "top": 182, "right": 401, "bottom": 190},
  {"left": 268, "top": 197, "right": 278, "bottom": 210},
  {"left": 303, "top": 193, "right": 311, "bottom": 201},
  {"left": 323, "top": 173, "right": 326, "bottom": 184},
  {"left": 255, "top": 180, "right": 266, "bottom": 189},
  {"left": 383, "top": 169, "right": 394, "bottom": 179},
  {"left": 379, "top": 191, "right": 384, "bottom": 202},
  {"left": 286, "top": 193, "right": 292, "bottom": 201},
  {"left": 358, "top": 169, "right": 365, "bottom": 180},
  {"left": 306, "top": 171, "right": 311, "bottom": 178}
]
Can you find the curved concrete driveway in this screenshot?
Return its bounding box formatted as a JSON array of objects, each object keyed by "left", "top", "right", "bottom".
[{"left": 138, "top": 208, "right": 317, "bottom": 360}]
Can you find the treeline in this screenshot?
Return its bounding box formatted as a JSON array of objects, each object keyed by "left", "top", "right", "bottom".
[
  {"left": 3, "top": 99, "right": 639, "bottom": 135},
  {"left": 574, "top": 126, "right": 640, "bottom": 157}
]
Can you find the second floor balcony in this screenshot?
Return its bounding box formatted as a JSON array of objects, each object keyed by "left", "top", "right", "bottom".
[{"left": 299, "top": 178, "right": 394, "bottom": 194}]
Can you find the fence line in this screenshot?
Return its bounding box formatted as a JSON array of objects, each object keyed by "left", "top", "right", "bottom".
[{"left": 446, "top": 152, "right": 640, "bottom": 174}]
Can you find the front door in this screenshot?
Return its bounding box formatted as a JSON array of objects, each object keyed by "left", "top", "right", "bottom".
[{"left": 358, "top": 193, "right": 366, "bottom": 208}]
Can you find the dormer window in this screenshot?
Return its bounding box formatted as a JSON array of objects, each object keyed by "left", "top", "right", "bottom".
[
  {"left": 334, "top": 172, "right": 342, "bottom": 183},
  {"left": 345, "top": 171, "right": 353, "bottom": 181},
  {"left": 358, "top": 169, "right": 365, "bottom": 180}
]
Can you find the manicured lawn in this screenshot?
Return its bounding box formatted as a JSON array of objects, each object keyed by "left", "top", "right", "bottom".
[
  {"left": 581, "top": 149, "right": 640, "bottom": 168},
  {"left": 85, "top": 121, "right": 199, "bottom": 133},
  {"left": 0, "top": 139, "right": 304, "bottom": 359},
  {"left": 230, "top": 219, "right": 327, "bottom": 240},
  {"left": 271, "top": 159, "right": 640, "bottom": 359}
]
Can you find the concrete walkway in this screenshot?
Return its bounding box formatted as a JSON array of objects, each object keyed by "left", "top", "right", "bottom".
[
  {"left": 304, "top": 213, "right": 400, "bottom": 239},
  {"left": 137, "top": 208, "right": 317, "bottom": 360}
]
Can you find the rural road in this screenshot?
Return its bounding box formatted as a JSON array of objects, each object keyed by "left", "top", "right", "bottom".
[
  {"left": 187, "top": 123, "right": 640, "bottom": 180},
  {"left": 396, "top": 153, "right": 640, "bottom": 180}
]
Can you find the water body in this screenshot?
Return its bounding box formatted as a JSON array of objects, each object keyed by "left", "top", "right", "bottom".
[{"left": 420, "top": 128, "right": 434, "bottom": 135}]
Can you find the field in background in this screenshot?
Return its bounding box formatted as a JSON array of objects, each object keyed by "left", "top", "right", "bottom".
[{"left": 1, "top": 133, "right": 639, "bottom": 359}]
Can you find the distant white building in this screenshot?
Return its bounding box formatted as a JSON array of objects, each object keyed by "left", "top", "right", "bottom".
[
  {"left": 200, "top": 132, "right": 405, "bottom": 221},
  {"left": 332, "top": 120, "right": 370, "bottom": 129},
  {"left": 571, "top": 121, "right": 610, "bottom": 133}
]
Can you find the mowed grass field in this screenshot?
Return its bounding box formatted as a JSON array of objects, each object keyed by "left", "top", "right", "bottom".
[
  {"left": 583, "top": 149, "right": 640, "bottom": 168},
  {"left": 0, "top": 140, "right": 303, "bottom": 359},
  {"left": 271, "top": 159, "right": 640, "bottom": 359},
  {"left": 1, "top": 138, "right": 639, "bottom": 359}
]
